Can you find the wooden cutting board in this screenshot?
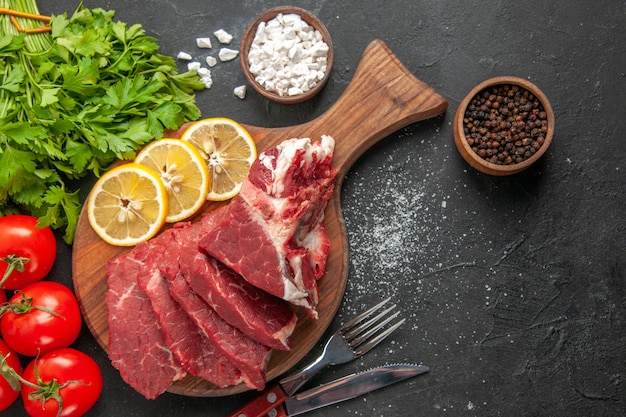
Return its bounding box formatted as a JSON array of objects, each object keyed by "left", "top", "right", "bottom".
[{"left": 71, "top": 39, "right": 448, "bottom": 397}]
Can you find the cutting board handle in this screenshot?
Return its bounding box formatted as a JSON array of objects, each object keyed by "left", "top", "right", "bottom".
[{"left": 248, "top": 39, "right": 448, "bottom": 179}]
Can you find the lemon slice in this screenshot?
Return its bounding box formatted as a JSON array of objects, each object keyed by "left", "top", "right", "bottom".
[
  {"left": 135, "top": 138, "right": 210, "bottom": 222},
  {"left": 87, "top": 163, "right": 168, "bottom": 246},
  {"left": 181, "top": 117, "right": 257, "bottom": 201}
]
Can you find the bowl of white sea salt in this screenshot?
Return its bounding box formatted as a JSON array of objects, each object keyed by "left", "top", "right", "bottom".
[{"left": 240, "top": 6, "right": 334, "bottom": 104}]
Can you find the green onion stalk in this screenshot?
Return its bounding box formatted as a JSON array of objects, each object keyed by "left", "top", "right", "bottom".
[{"left": 0, "top": 0, "right": 51, "bottom": 50}]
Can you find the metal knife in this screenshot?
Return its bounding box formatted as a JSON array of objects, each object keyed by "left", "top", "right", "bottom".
[{"left": 264, "top": 363, "right": 429, "bottom": 417}]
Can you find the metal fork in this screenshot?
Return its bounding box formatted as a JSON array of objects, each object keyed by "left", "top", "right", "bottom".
[{"left": 278, "top": 297, "right": 405, "bottom": 395}]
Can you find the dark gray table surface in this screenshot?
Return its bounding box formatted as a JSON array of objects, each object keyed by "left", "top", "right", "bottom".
[{"left": 7, "top": 1, "right": 625, "bottom": 416}]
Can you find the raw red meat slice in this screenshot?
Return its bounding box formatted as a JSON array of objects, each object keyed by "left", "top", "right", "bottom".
[
  {"left": 106, "top": 244, "right": 186, "bottom": 400},
  {"left": 136, "top": 232, "right": 245, "bottom": 388},
  {"left": 173, "top": 218, "right": 297, "bottom": 351},
  {"left": 199, "top": 136, "right": 337, "bottom": 318},
  {"left": 166, "top": 269, "right": 271, "bottom": 390}
]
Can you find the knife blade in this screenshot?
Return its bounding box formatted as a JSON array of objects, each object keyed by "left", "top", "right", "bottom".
[{"left": 278, "top": 363, "right": 429, "bottom": 416}]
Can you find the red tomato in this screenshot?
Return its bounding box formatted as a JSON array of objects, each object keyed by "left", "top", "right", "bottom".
[
  {"left": 21, "top": 348, "right": 102, "bottom": 417},
  {"left": 0, "top": 215, "right": 57, "bottom": 290},
  {"left": 1, "top": 282, "right": 82, "bottom": 357},
  {"left": 0, "top": 339, "right": 22, "bottom": 412}
]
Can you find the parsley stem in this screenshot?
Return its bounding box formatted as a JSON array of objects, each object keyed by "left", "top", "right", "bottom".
[{"left": 0, "top": 65, "right": 12, "bottom": 119}]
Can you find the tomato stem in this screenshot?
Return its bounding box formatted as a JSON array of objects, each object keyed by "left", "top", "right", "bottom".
[
  {"left": 0, "top": 290, "right": 63, "bottom": 318},
  {"left": 0, "top": 254, "right": 30, "bottom": 287},
  {"left": 0, "top": 352, "right": 21, "bottom": 392},
  {"left": 28, "top": 360, "right": 65, "bottom": 417},
  {"left": 29, "top": 358, "right": 89, "bottom": 417}
]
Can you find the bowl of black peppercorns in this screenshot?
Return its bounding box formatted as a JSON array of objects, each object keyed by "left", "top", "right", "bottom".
[{"left": 454, "top": 76, "right": 554, "bottom": 175}]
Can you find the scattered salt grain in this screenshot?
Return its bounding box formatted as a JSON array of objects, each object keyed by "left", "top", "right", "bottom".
[
  {"left": 246, "top": 13, "right": 329, "bottom": 97},
  {"left": 196, "top": 37, "right": 213, "bottom": 49},
  {"left": 234, "top": 85, "right": 247, "bottom": 99},
  {"left": 206, "top": 56, "right": 218, "bottom": 67},
  {"left": 179, "top": 28, "right": 239, "bottom": 96},
  {"left": 219, "top": 48, "right": 239, "bottom": 62},
  {"left": 214, "top": 29, "right": 233, "bottom": 44}
]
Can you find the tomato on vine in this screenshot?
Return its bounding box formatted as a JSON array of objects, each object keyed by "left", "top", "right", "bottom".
[
  {"left": 0, "top": 282, "right": 82, "bottom": 357},
  {"left": 0, "top": 215, "right": 57, "bottom": 290}
]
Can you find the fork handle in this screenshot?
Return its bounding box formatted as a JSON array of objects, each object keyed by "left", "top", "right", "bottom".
[{"left": 278, "top": 354, "right": 332, "bottom": 396}]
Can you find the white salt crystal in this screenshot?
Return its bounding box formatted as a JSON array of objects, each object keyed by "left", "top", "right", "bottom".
[
  {"left": 234, "top": 85, "right": 247, "bottom": 99},
  {"left": 214, "top": 29, "right": 233, "bottom": 44},
  {"left": 206, "top": 56, "right": 218, "bottom": 67},
  {"left": 310, "top": 41, "right": 329, "bottom": 57},
  {"left": 199, "top": 70, "right": 213, "bottom": 89},
  {"left": 176, "top": 51, "right": 192, "bottom": 60},
  {"left": 196, "top": 37, "right": 212, "bottom": 49},
  {"left": 218, "top": 48, "right": 239, "bottom": 62},
  {"left": 187, "top": 61, "right": 201, "bottom": 71}
]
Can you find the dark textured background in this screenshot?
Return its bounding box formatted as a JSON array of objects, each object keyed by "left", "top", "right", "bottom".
[{"left": 7, "top": 1, "right": 625, "bottom": 416}]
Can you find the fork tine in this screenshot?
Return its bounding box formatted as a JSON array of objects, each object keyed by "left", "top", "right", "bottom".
[
  {"left": 352, "top": 317, "right": 406, "bottom": 356},
  {"left": 343, "top": 304, "right": 399, "bottom": 339},
  {"left": 340, "top": 297, "right": 405, "bottom": 357},
  {"left": 338, "top": 297, "right": 391, "bottom": 333},
  {"left": 346, "top": 308, "right": 400, "bottom": 344}
]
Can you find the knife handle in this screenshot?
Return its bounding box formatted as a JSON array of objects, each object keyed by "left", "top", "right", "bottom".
[
  {"left": 225, "top": 384, "right": 289, "bottom": 417},
  {"left": 268, "top": 403, "right": 289, "bottom": 417}
]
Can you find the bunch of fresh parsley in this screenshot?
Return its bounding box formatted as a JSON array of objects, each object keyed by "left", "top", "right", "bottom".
[{"left": 0, "top": 5, "right": 205, "bottom": 243}]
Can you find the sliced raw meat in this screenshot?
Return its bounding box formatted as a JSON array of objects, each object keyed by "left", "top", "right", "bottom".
[
  {"left": 106, "top": 244, "right": 186, "bottom": 400},
  {"left": 199, "top": 136, "right": 337, "bottom": 318},
  {"left": 166, "top": 269, "right": 271, "bottom": 390},
  {"left": 136, "top": 231, "right": 245, "bottom": 388},
  {"left": 170, "top": 218, "right": 297, "bottom": 351}
]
